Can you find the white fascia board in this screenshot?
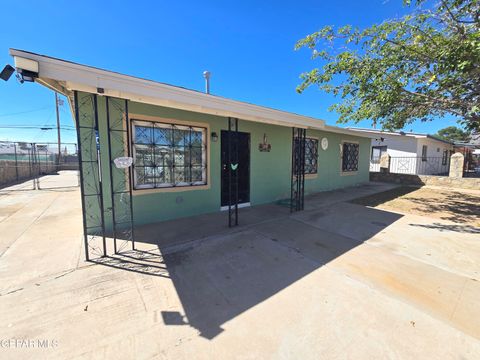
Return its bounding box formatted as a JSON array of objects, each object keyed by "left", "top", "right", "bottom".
[
  {"left": 10, "top": 49, "right": 325, "bottom": 130},
  {"left": 347, "top": 128, "right": 431, "bottom": 140},
  {"left": 348, "top": 128, "right": 413, "bottom": 137},
  {"left": 323, "top": 125, "right": 373, "bottom": 138}
]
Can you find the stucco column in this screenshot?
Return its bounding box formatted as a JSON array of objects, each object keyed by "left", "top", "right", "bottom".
[
  {"left": 449, "top": 152, "right": 464, "bottom": 178},
  {"left": 379, "top": 153, "right": 391, "bottom": 174}
]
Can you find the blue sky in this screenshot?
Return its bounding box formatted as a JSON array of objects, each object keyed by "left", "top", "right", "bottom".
[{"left": 0, "top": 0, "right": 461, "bottom": 144}]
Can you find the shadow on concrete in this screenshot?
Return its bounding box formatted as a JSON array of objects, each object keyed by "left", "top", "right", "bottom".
[
  {"left": 90, "top": 249, "right": 170, "bottom": 278},
  {"left": 350, "top": 186, "right": 419, "bottom": 208},
  {"left": 91, "top": 184, "right": 404, "bottom": 340}
]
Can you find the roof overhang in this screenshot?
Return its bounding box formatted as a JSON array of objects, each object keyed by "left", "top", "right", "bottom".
[
  {"left": 323, "top": 125, "right": 374, "bottom": 138},
  {"left": 10, "top": 48, "right": 328, "bottom": 130},
  {"left": 347, "top": 128, "right": 454, "bottom": 145}
]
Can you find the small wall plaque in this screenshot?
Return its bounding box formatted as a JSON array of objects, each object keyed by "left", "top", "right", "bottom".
[
  {"left": 321, "top": 137, "right": 329, "bottom": 150},
  {"left": 259, "top": 133, "right": 271, "bottom": 152}
]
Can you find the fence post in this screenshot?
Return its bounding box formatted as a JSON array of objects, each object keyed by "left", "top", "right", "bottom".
[
  {"left": 14, "top": 143, "right": 19, "bottom": 182},
  {"left": 379, "top": 153, "right": 391, "bottom": 174},
  {"left": 449, "top": 152, "right": 464, "bottom": 178}
]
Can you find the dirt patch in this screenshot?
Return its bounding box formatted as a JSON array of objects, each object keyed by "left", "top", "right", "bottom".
[{"left": 351, "top": 186, "right": 480, "bottom": 226}]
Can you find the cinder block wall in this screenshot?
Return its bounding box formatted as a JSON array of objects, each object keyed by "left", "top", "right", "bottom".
[
  {"left": 0, "top": 160, "right": 56, "bottom": 187},
  {"left": 370, "top": 172, "right": 480, "bottom": 190}
]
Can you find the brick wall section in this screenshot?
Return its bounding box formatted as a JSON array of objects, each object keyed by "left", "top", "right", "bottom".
[{"left": 370, "top": 172, "right": 480, "bottom": 190}]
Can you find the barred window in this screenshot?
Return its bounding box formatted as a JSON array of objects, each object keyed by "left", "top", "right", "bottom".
[
  {"left": 371, "top": 146, "right": 387, "bottom": 163},
  {"left": 304, "top": 138, "right": 318, "bottom": 174},
  {"left": 421, "top": 145, "right": 428, "bottom": 161},
  {"left": 442, "top": 149, "right": 448, "bottom": 165},
  {"left": 132, "top": 120, "right": 207, "bottom": 189},
  {"left": 342, "top": 142, "right": 359, "bottom": 172}
]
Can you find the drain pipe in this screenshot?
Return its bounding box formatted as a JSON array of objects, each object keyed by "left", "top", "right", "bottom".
[{"left": 203, "top": 70, "right": 211, "bottom": 94}]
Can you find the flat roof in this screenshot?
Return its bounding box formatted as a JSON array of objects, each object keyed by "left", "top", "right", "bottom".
[
  {"left": 347, "top": 127, "right": 453, "bottom": 145},
  {"left": 8, "top": 48, "right": 369, "bottom": 138}
]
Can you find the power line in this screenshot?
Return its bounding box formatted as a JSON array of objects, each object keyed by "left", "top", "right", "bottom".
[
  {"left": 0, "top": 125, "right": 75, "bottom": 130},
  {"left": 0, "top": 106, "right": 51, "bottom": 117}
]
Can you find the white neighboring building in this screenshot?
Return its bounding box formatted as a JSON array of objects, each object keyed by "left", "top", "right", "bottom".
[{"left": 347, "top": 128, "right": 454, "bottom": 175}]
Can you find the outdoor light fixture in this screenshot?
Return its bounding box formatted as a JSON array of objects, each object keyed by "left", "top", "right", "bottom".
[
  {"left": 258, "top": 133, "right": 271, "bottom": 152},
  {"left": 211, "top": 132, "right": 218, "bottom": 142},
  {"left": 0, "top": 65, "right": 15, "bottom": 81},
  {"left": 13, "top": 56, "right": 39, "bottom": 83},
  {"left": 16, "top": 69, "right": 37, "bottom": 82}
]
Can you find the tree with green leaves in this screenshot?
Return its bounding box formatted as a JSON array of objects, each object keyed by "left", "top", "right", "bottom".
[
  {"left": 435, "top": 125, "right": 471, "bottom": 141},
  {"left": 295, "top": 0, "right": 480, "bottom": 132}
]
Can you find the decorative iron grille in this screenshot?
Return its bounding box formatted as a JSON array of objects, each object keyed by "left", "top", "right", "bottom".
[
  {"left": 105, "top": 97, "right": 135, "bottom": 254},
  {"left": 227, "top": 117, "right": 239, "bottom": 227},
  {"left": 132, "top": 120, "right": 207, "bottom": 189},
  {"left": 304, "top": 138, "right": 318, "bottom": 174},
  {"left": 75, "top": 92, "right": 107, "bottom": 260},
  {"left": 342, "top": 142, "right": 359, "bottom": 172},
  {"left": 290, "top": 128, "right": 306, "bottom": 212}
]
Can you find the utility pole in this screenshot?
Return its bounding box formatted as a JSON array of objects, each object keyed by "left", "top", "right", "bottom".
[{"left": 55, "top": 92, "right": 61, "bottom": 165}]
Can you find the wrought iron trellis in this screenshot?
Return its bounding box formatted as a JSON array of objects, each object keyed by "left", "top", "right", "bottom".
[
  {"left": 74, "top": 91, "right": 107, "bottom": 261},
  {"left": 227, "top": 117, "right": 239, "bottom": 227},
  {"left": 291, "top": 127, "right": 306, "bottom": 212},
  {"left": 105, "top": 96, "right": 135, "bottom": 254}
]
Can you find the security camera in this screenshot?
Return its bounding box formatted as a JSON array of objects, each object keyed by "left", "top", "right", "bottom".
[{"left": 0, "top": 64, "right": 15, "bottom": 81}]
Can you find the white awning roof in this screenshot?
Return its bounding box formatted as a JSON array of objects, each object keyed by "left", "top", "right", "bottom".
[{"left": 9, "top": 48, "right": 369, "bottom": 137}]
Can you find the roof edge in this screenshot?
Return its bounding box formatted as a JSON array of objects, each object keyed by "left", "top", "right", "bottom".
[
  {"left": 347, "top": 127, "right": 454, "bottom": 145},
  {"left": 10, "top": 48, "right": 326, "bottom": 130}
]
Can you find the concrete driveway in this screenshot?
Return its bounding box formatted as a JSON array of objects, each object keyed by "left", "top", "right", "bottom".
[{"left": 0, "top": 175, "right": 479, "bottom": 359}]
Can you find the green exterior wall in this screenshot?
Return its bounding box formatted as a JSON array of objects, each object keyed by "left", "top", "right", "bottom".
[
  {"left": 304, "top": 129, "right": 371, "bottom": 195},
  {"left": 77, "top": 92, "right": 369, "bottom": 230}
]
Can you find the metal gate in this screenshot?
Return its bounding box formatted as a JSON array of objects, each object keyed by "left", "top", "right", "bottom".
[
  {"left": 36, "top": 143, "right": 79, "bottom": 190},
  {"left": 0, "top": 141, "right": 79, "bottom": 191},
  {"left": 227, "top": 117, "right": 239, "bottom": 227},
  {"left": 290, "top": 127, "right": 306, "bottom": 212}
]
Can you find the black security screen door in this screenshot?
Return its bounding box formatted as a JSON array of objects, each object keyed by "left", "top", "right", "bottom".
[{"left": 221, "top": 130, "right": 250, "bottom": 207}]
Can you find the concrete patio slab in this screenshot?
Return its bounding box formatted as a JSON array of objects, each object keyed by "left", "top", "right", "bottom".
[
  {"left": 1, "top": 173, "right": 479, "bottom": 359},
  {"left": 292, "top": 201, "right": 403, "bottom": 242},
  {"left": 367, "top": 213, "right": 480, "bottom": 280}
]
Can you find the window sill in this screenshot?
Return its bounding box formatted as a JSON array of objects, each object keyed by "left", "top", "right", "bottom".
[
  {"left": 340, "top": 171, "right": 358, "bottom": 176},
  {"left": 133, "top": 183, "right": 210, "bottom": 195},
  {"left": 305, "top": 173, "right": 318, "bottom": 180}
]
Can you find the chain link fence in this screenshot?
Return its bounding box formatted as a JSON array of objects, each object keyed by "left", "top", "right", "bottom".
[{"left": 0, "top": 141, "right": 79, "bottom": 190}]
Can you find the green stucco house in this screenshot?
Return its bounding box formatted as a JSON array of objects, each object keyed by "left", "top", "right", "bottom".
[{"left": 10, "top": 49, "right": 371, "bottom": 260}]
